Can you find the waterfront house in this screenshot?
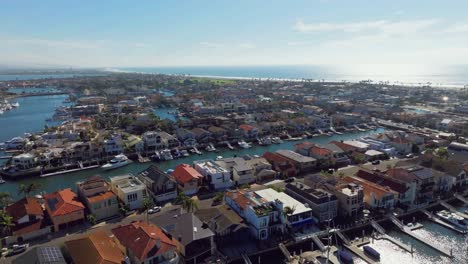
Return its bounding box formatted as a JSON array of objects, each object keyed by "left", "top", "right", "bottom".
[
  {"left": 44, "top": 188, "right": 85, "bottom": 232},
  {"left": 208, "top": 126, "right": 227, "bottom": 140},
  {"left": 275, "top": 149, "right": 317, "bottom": 172},
  {"left": 332, "top": 183, "right": 364, "bottom": 217},
  {"left": 342, "top": 176, "right": 397, "bottom": 210},
  {"left": 65, "top": 230, "right": 126, "bottom": 264},
  {"left": 255, "top": 188, "right": 315, "bottom": 228},
  {"left": 112, "top": 221, "right": 180, "bottom": 264},
  {"left": 323, "top": 143, "right": 351, "bottom": 166},
  {"left": 263, "top": 152, "right": 298, "bottom": 178},
  {"left": 216, "top": 157, "right": 255, "bottom": 186},
  {"left": 151, "top": 208, "right": 215, "bottom": 264},
  {"left": 76, "top": 176, "right": 119, "bottom": 221},
  {"left": 159, "top": 131, "right": 180, "bottom": 148},
  {"left": 239, "top": 124, "right": 259, "bottom": 139},
  {"left": 176, "top": 128, "right": 196, "bottom": 145},
  {"left": 142, "top": 131, "right": 165, "bottom": 151},
  {"left": 71, "top": 104, "right": 104, "bottom": 117},
  {"left": 3, "top": 197, "right": 51, "bottom": 245},
  {"left": 285, "top": 183, "right": 338, "bottom": 223},
  {"left": 11, "top": 153, "right": 38, "bottom": 170},
  {"left": 194, "top": 160, "right": 234, "bottom": 190},
  {"left": 294, "top": 142, "right": 316, "bottom": 157},
  {"left": 224, "top": 189, "right": 285, "bottom": 240},
  {"left": 342, "top": 140, "right": 369, "bottom": 152},
  {"left": 138, "top": 165, "right": 177, "bottom": 203},
  {"left": 110, "top": 174, "right": 148, "bottom": 210},
  {"left": 244, "top": 155, "right": 277, "bottom": 183},
  {"left": 307, "top": 146, "right": 333, "bottom": 168},
  {"left": 103, "top": 134, "right": 124, "bottom": 156},
  {"left": 191, "top": 127, "right": 212, "bottom": 143},
  {"left": 11, "top": 246, "right": 66, "bottom": 264},
  {"left": 172, "top": 164, "right": 203, "bottom": 196}
]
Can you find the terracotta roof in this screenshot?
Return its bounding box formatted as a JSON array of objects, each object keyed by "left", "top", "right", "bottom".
[
  {"left": 295, "top": 141, "right": 315, "bottom": 150},
  {"left": 239, "top": 124, "right": 256, "bottom": 131},
  {"left": 44, "top": 188, "right": 85, "bottom": 217},
  {"left": 310, "top": 146, "right": 333, "bottom": 157},
  {"left": 66, "top": 230, "right": 125, "bottom": 264},
  {"left": 355, "top": 169, "right": 407, "bottom": 194},
  {"left": 112, "top": 221, "right": 177, "bottom": 262},
  {"left": 172, "top": 164, "right": 203, "bottom": 184},
  {"left": 330, "top": 141, "right": 355, "bottom": 152},
  {"left": 225, "top": 189, "right": 252, "bottom": 210},
  {"left": 87, "top": 191, "right": 117, "bottom": 204},
  {"left": 342, "top": 176, "right": 397, "bottom": 200},
  {"left": 6, "top": 197, "right": 43, "bottom": 221},
  {"left": 385, "top": 168, "right": 419, "bottom": 183}
]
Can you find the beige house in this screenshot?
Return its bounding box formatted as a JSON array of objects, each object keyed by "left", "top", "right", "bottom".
[{"left": 77, "top": 176, "right": 119, "bottom": 221}]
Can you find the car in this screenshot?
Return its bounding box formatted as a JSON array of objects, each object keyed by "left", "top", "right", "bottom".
[
  {"left": 148, "top": 206, "right": 162, "bottom": 214},
  {"left": 6, "top": 244, "right": 28, "bottom": 257},
  {"left": 284, "top": 177, "right": 295, "bottom": 183},
  {"left": 371, "top": 160, "right": 380, "bottom": 165},
  {"left": 405, "top": 153, "right": 414, "bottom": 158}
]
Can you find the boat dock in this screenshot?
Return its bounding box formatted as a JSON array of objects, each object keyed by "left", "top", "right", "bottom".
[
  {"left": 137, "top": 153, "right": 150, "bottom": 163},
  {"left": 390, "top": 215, "right": 453, "bottom": 258},
  {"left": 335, "top": 230, "right": 377, "bottom": 264},
  {"left": 421, "top": 209, "right": 467, "bottom": 234},
  {"left": 297, "top": 246, "right": 340, "bottom": 264},
  {"left": 370, "top": 220, "right": 414, "bottom": 253},
  {"left": 40, "top": 165, "right": 100, "bottom": 178},
  {"left": 440, "top": 201, "right": 468, "bottom": 219},
  {"left": 453, "top": 193, "right": 468, "bottom": 205}
]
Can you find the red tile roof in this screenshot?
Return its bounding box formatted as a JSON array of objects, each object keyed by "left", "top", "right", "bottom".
[
  {"left": 342, "top": 176, "right": 397, "bottom": 200},
  {"left": 355, "top": 169, "right": 407, "bottom": 194},
  {"left": 225, "top": 189, "right": 252, "bottom": 210},
  {"left": 239, "top": 124, "right": 256, "bottom": 131},
  {"left": 172, "top": 164, "right": 203, "bottom": 184},
  {"left": 310, "top": 146, "right": 333, "bottom": 157},
  {"left": 6, "top": 197, "right": 43, "bottom": 221},
  {"left": 44, "top": 188, "right": 85, "bottom": 217},
  {"left": 66, "top": 230, "right": 125, "bottom": 264},
  {"left": 87, "top": 191, "right": 116, "bottom": 203},
  {"left": 330, "top": 141, "right": 355, "bottom": 152},
  {"left": 295, "top": 141, "right": 315, "bottom": 150},
  {"left": 112, "top": 221, "right": 177, "bottom": 262},
  {"left": 385, "top": 168, "right": 419, "bottom": 183}
]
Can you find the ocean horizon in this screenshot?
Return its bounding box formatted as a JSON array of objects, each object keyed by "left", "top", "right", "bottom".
[{"left": 112, "top": 64, "right": 468, "bottom": 88}]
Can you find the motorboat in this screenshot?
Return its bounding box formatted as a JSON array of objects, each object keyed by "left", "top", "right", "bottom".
[
  {"left": 150, "top": 151, "right": 161, "bottom": 161},
  {"left": 238, "top": 140, "right": 251, "bottom": 149},
  {"left": 363, "top": 245, "right": 380, "bottom": 260},
  {"left": 11, "top": 102, "right": 19, "bottom": 108},
  {"left": 436, "top": 210, "right": 468, "bottom": 229},
  {"left": 206, "top": 143, "right": 216, "bottom": 152},
  {"left": 160, "top": 149, "right": 174, "bottom": 160},
  {"left": 337, "top": 250, "right": 353, "bottom": 264},
  {"left": 215, "top": 156, "right": 223, "bottom": 161},
  {"left": 172, "top": 149, "right": 182, "bottom": 159},
  {"left": 0, "top": 176, "right": 5, "bottom": 184},
  {"left": 258, "top": 137, "right": 272, "bottom": 145},
  {"left": 271, "top": 137, "right": 283, "bottom": 144},
  {"left": 180, "top": 149, "right": 190, "bottom": 157},
  {"left": 101, "top": 154, "right": 132, "bottom": 170}
]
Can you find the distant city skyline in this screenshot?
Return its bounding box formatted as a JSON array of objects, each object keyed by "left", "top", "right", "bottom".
[{"left": 1, "top": 0, "right": 468, "bottom": 68}]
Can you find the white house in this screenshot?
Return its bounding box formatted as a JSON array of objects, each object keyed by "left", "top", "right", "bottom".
[
  {"left": 103, "top": 134, "right": 124, "bottom": 155},
  {"left": 12, "top": 153, "right": 37, "bottom": 170},
  {"left": 142, "top": 131, "right": 165, "bottom": 150},
  {"left": 194, "top": 160, "right": 234, "bottom": 190},
  {"left": 109, "top": 174, "right": 148, "bottom": 210},
  {"left": 216, "top": 157, "right": 255, "bottom": 186}
]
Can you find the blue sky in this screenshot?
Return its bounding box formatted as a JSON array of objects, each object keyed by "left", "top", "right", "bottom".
[{"left": 1, "top": 0, "right": 468, "bottom": 67}]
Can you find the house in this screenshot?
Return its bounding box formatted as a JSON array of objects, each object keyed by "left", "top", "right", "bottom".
[
  {"left": 364, "top": 149, "right": 386, "bottom": 161},
  {"left": 285, "top": 183, "right": 338, "bottom": 223},
  {"left": 208, "top": 126, "right": 227, "bottom": 139},
  {"left": 323, "top": 143, "right": 351, "bottom": 166},
  {"left": 244, "top": 155, "right": 277, "bottom": 183},
  {"left": 275, "top": 150, "right": 317, "bottom": 172},
  {"left": 193, "top": 160, "right": 234, "bottom": 190},
  {"left": 225, "top": 189, "right": 285, "bottom": 240},
  {"left": 3, "top": 197, "right": 51, "bottom": 245},
  {"left": 216, "top": 157, "right": 255, "bottom": 186},
  {"left": 142, "top": 131, "right": 165, "bottom": 151},
  {"left": 342, "top": 176, "right": 397, "bottom": 210},
  {"left": 342, "top": 140, "right": 369, "bottom": 152},
  {"left": 151, "top": 208, "right": 215, "bottom": 264},
  {"left": 44, "top": 188, "right": 85, "bottom": 232},
  {"left": 103, "top": 134, "right": 124, "bottom": 156},
  {"left": 255, "top": 188, "right": 315, "bottom": 228},
  {"left": 307, "top": 146, "right": 333, "bottom": 168},
  {"left": 112, "top": 221, "right": 180, "bottom": 264},
  {"left": 77, "top": 176, "right": 119, "bottom": 221},
  {"left": 294, "top": 142, "right": 316, "bottom": 157},
  {"left": 239, "top": 124, "right": 259, "bottom": 138},
  {"left": 176, "top": 128, "right": 196, "bottom": 145},
  {"left": 191, "top": 128, "right": 212, "bottom": 143},
  {"left": 110, "top": 174, "right": 148, "bottom": 210},
  {"left": 195, "top": 205, "right": 250, "bottom": 243},
  {"left": 159, "top": 132, "right": 180, "bottom": 148},
  {"left": 12, "top": 153, "right": 37, "bottom": 170},
  {"left": 12, "top": 246, "right": 66, "bottom": 264},
  {"left": 263, "top": 152, "right": 298, "bottom": 178},
  {"left": 65, "top": 230, "right": 126, "bottom": 264},
  {"left": 138, "top": 165, "right": 178, "bottom": 203},
  {"left": 172, "top": 164, "right": 203, "bottom": 195},
  {"left": 332, "top": 183, "right": 364, "bottom": 217}
]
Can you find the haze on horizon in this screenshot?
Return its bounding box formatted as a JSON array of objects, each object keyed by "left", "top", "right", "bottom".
[{"left": 1, "top": 0, "right": 468, "bottom": 69}]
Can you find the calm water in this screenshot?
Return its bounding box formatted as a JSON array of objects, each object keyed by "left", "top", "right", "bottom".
[
  {"left": 7, "top": 87, "right": 61, "bottom": 94},
  {"left": 118, "top": 64, "right": 468, "bottom": 88}
]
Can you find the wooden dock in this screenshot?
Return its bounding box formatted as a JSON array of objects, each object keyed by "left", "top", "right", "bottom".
[
  {"left": 335, "top": 231, "right": 377, "bottom": 264},
  {"left": 390, "top": 216, "right": 453, "bottom": 258},
  {"left": 40, "top": 165, "right": 100, "bottom": 178},
  {"left": 370, "top": 220, "right": 414, "bottom": 253},
  {"left": 421, "top": 209, "right": 467, "bottom": 234}
]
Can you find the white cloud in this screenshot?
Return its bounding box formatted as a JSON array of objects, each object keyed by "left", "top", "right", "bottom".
[
  {"left": 200, "top": 41, "right": 222, "bottom": 48},
  {"left": 444, "top": 24, "right": 468, "bottom": 33},
  {"left": 287, "top": 41, "right": 305, "bottom": 46},
  {"left": 239, "top": 43, "right": 256, "bottom": 49}
]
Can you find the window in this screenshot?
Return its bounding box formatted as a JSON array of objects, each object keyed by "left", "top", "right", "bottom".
[{"left": 127, "top": 193, "right": 138, "bottom": 202}]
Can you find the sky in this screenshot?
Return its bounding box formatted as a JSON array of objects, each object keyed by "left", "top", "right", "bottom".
[{"left": 1, "top": 0, "right": 468, "bottom": 68}]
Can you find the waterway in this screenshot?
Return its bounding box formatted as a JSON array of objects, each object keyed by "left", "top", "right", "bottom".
[{"left": 0, "top": 128, "right": 385, "bottom": 199}]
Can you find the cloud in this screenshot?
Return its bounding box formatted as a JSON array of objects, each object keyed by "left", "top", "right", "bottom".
[
  {"left": 200, "top": 41, "right": 222, "bottom": 48},
  {"left": 444, "top": 24, "right": 468, "bottom": 33},
  {"left": 293, "top": 19, "right": 439, "bottom": 35},
  {"left": 287, "top": 41, "right": 306, "bottom": 46},
  {"left": 239, "top": 43, "right": 256, "bottom": 49}
]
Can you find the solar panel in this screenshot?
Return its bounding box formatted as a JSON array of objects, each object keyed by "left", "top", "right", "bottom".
[{"left": 38, "top": 247, "right": 64, "bottom": 263}]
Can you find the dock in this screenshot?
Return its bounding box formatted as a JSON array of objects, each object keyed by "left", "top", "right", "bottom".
[
  {"left": 137, "top": 153, "right": 150, "bottom": 163},
  {"left": 453, "top": 193, "right": 468, "bottom": 205},
  {"left": 389, "top": 215, "right": 453, "bottom": 258},
  {"left": 40, "top": 165, "right": 100, "bottom": 178},
  {"left": 298, "top": 246, "right": 340, "bottom": 264},
  {"left": 0, "top": 156, "right": 12, "bottom": 160},
  {"left": 335, "top": 230, "right": 377, "bottom": 264},
  {"left": 370, "top": 220, "right": 414, "bottom": 253},
  {"left": 440, "top": 201, "right": 468, "bottom": 219},
  {"left": 421, "top": 209, "right": 467, "bottom": 234}
]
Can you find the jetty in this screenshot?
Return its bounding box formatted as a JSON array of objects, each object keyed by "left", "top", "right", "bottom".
[
  {"left": 420, "top": 209, "right": 467, "bottom": 234},
  {"left": 389, "top": 215, "right": 453, "bottom": 258},
  {"left": 440, "top": 201, "right": 468, "bottom": 219},
  {"left": 370, "top": 220, "right": 414, "bottom": 252},
  {"left": 40, "top": 164, "right": 100, "bottom": 178},
  {"left": 454, "top": 193, "right": 468, "bottom": 204},
  {"left": 335, "top": 230, "right": 377, "bottom": 264},
  {"left": 137, "top": 153, "right": 150, "bottom": 163}
]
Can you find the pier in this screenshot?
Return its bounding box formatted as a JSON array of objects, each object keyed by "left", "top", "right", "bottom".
[
  {"left": 440, "top": 201, "right": 468, "bottom": 219},
  {"left": 453, "top": 193, "right": 468, "bottom": 205},
  {"left": 420, "top": 209, "right": 467, "bottom": 234},
  {"left": 389, "top": 215, "right": 453, "bottom": 258},
  {"left": 40, "top": 164, "right": 100, "bottom": 178},
  {"left": 335, "top": 230, "right": 377, "bottom": 264},
  {"left": 370, "top": 220, "right": 414, "bottom": 253}
]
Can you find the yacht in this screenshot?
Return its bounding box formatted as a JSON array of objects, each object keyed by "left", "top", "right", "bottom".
[
  {"left": 180, "top": 149, "right": 190, "bottom": 157},
  {"left": 238, "top": 140, "right": 251, "bottom": 149},
  {"left": 215, "top": 155, "right": 223, "bottom": 161},
  {"left": 160, "top": 149, "right": 174, "bottom": 160},
  {"left": 271, "top": 137, "right": 283, "bottom": 144},
  {"left": 172, "top": 149, "right": 182, "bottom": 159},
  {"left": 258, "top": 137, "right": 272, "bottom": 146},
  {"left": 150, "top": 151, "right": 161, "bottom": 161},
  {"left": 205, "top": 143, "right": 216, "bottom": 152},
  {"left": 11, "top": 102, "right": 19, "bottom": 108},
  {"left": 436, "top": 210, "right": 468, "bottom": 229},
  {"left": 101, "top": 154, "right": 132, "bottom": 170},
  {"left": 0, "top": 176, "right": 5, "bottom": 184}
]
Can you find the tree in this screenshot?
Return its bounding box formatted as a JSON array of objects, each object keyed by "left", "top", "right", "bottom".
[
  {"left": 0, "top": 192, "right": 12, "bottom": 208},
  {"left": 175, "top": 192, "right": 198, "bottom": 212},
  {"left": 282, "top": 205, "right": 296, "bottom": 227},
  {"left": 436, "top": 147, "right": 449, "bottom": 159},
  {"left": 213, "top": 192, "right": 225, "bottom": 204},
  {"left": 86, "top": 214, "right": 96, "bottom": 225},
  {"left": 174, "top": 192, "right": 188, "bottom": 205},
  {"left": 142, "top": 198, "right": 154, "bottom": 223},
  {"left": 18, "top": 183, "right": 42, "bottom": 198},
  {"left": 0, "top": 211, "right": 15, "bottom": 236}
]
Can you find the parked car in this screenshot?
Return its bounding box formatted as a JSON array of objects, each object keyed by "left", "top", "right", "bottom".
[
  {"left": 6, "top": 244, "right": 28, "bottom": 257},
  {"left": 148, "top": 206, "right": 162, "bottom": 214},
  {"left": 371, "top": 160, "right": 380, "bottom": 165},
  {"left": 284, "top": 177, "right": 295, "bottom": 183}
]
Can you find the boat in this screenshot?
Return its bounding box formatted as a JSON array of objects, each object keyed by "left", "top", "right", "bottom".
[
  {"left": 337, "top": 250, "right": 354, "bottom": 264},
  {"left": 271, "top": 137, "right": 283, "bottom": 144},
  {"left": 180, "top": 149, "right": 190, "bottom": 157},
  {"left": 101, "top": 154, "right": 132, "bottom": 170},
  {"left": 206, "top": 143, "right": 216, "bottom": 152},
  {"left": 0, "top": 109, "right": 3, "bottom": 115},
  {"left": 465, "top": 210, "right": 468, "bottom": 215},
  {"left": 160, "top": 149, "right": 174, "bottom": 160},
  {"left": 150, "top": 151, "right": 161, "bottom": 161},
  {"left": 0, "top": 176, "right": 5, "bottom": 184},
  {"left": 436, "top": 210, "right": 468, "bottom": 229},
  {"left": 363, "top": 245, "right": 380, "bottom": 260},
  {"left": 172, "top": 149, "right": 182, "bottom": 159},
  {"left": 238, "top": 140, "right": 251, "bottom": 149},
  {"left": 192, "top": 146, "right": 202, "bottom": 155},
  {"left": 225, "top": 141, "right": 235, "bottom": 150},
  {"left": 215, "top": 156, "right": 223, "bottom": 161},
  {"left": 258, "top": 137, "right": 272, "bottom": 145},
  {"left": 11, "top": 102, "right": 19, "bottom": 108}
]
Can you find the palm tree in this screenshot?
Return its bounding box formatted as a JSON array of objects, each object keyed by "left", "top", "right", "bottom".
[
  {"left": 18, "top": 183, "right": 42, "bottom": 198},
  {"left": 282, "top": 205, "right": 296, "bottom": 228},
  {"left": 0, "top": 211, "right": 15, "bottom": 236},
  {"left": 0, "top": 192, "right": 12, "bottom": 208},
  {"left": 174, "top": 192, "right": 188, "bottom": 205},
  {"left": 142, "top": 198, "right": 154, "bottom": 223},
  {"left": 213, "top": 192, "right": 225, "bottom": 204},
  {"left": 86, "top": 214, "right": 96, "bottom": 225},
  {"left": 182, "top": 197, "right": 199, "bottom": 213}
]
